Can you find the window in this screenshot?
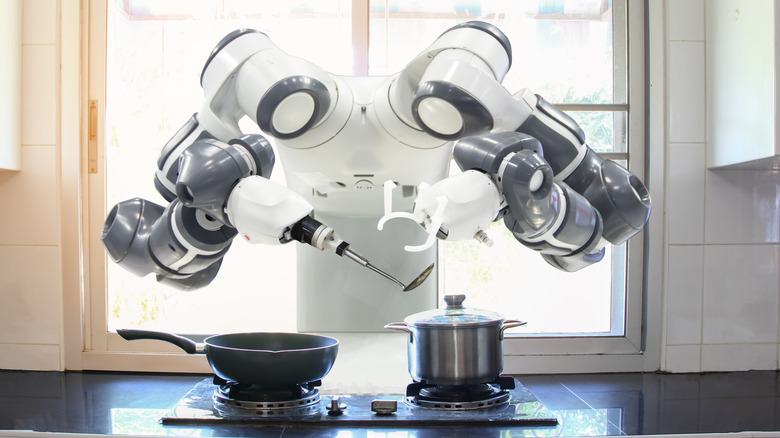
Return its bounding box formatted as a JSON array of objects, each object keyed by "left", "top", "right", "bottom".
[{"left": 83, "top": 0, "right": 649, "bottom": 377}]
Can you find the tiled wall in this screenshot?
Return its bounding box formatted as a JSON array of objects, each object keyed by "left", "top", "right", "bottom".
[
  {"left": 0, "top": 0, "right": 62, "bottom": 370},
  {"left": 663, "top": 0, "right": 780, "bottom": 372},
  {"left": 1, "top": 0, "right": 779, "bottom": 373}
]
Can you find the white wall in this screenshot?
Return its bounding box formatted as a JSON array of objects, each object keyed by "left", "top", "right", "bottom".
[
  {"left": 662, "top": 0, "right": 780, "bottom": 372},
  {"left": 0, "top": 0, "right": 778, "bottom": 373},
  {"left": 0, "top": 0, "right": 62, "bottom": 370}
]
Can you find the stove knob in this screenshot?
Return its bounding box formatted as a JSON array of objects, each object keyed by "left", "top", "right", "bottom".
[
  {"left": 327, "top": 397, "right": 347, "bottom": 416},
  {"left": 371, "top": 399, "right": 398, "bottom": 415}
]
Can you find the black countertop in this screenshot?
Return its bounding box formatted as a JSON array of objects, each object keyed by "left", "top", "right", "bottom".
[{"left": 1, "top": 370, "right": 779, "bottom": 437}]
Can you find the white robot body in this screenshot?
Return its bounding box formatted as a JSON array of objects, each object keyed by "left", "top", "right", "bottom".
[
  {"left": 276, "top": 76, "right": 453, "bottom": 330},
  {"left": 276, "top": 75, "right": 452, "bottom": 217}
]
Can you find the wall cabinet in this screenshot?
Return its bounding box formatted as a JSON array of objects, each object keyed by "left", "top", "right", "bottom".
[
  {"left": 706, "top": 0, "right": 780, "bottom": 169},
  {"left": 0, "top": 0, "right": 21, "bottom": 172}
]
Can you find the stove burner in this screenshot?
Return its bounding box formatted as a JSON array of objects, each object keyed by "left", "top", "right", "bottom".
[
  {"left": 405, "top": 376, "right": 515, "bottom": 410},
  {"left": 211, "top": 376, "right": 321, "bottom": 415},
  {"left": 419, "top": 383, "right": 500, "bottom": 401}
]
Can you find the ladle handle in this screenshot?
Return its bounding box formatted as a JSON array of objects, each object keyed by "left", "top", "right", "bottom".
[{"left": 117, "top": 328, "right": 199, "bottom": 354}]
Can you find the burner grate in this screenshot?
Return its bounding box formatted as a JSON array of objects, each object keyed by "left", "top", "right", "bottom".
[
  {"left": 405, "top": 388, "right": 510, "bottom": 410},
  {"left": 212, "top": 376, "right": 321, "bottom": 414},
  {"left": 214, "top": 388, "right": 320, "bottom": 410},
  {"left": 404, "top": 376, "right": 515, "bottom": 410}
]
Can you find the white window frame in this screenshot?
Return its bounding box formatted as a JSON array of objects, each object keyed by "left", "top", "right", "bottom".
[{"left": 65, "top": 0, "right": 662, "bottom": 375}]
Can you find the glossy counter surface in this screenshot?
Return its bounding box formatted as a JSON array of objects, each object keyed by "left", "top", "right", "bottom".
[{"left": 1, "top": 370, "right": 778, "bottom": 437}]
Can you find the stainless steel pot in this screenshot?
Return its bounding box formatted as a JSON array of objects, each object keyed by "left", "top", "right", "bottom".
[{"left": 385, "top": 294, "right": 525, "bottom": 385}]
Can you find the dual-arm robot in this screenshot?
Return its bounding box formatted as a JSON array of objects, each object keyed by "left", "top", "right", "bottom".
[{"left": 101, "top": 21, "right": 651, "bottom": 328}]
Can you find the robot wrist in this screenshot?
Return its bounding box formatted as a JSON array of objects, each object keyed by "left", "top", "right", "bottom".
[
  {"left": 101, "top": 198, "right": 235, "bottom": 290},
  {"left": 541, "top": 247, "right": 606, "bottom": 273},
  {"left": 453, "top": 132, "right": 542, "bottom": 175},
  {"left": 563, "top": 149, "right": 651, "bottom": 244},
  {"left": 514, "top": 93, "right": 586, "bottom": 177},
  {"left": 175, "top": 134, "right": 275, "bottom": 225},
  {"left": 225, "top": 176, "right": 314, "bottom": 245},
  {"left": 504, "top": 180, "right": 604, "bottom": 267},
  {"left": 155, "top": 259, "right": 225, "bottom": 291}
]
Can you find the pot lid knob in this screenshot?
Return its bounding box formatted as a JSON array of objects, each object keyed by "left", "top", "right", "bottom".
[{"left": 443, "top": 294, "right": 466, "bottom": 309}]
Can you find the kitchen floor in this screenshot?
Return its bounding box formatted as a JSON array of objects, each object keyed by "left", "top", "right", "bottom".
[{"left": 0, "top": 370, "right": 778, "bottom": 437}]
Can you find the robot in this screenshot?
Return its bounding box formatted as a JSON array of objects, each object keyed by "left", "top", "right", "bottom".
[{"left": 101, "top": 21, "right": 651, "bottom": 331}]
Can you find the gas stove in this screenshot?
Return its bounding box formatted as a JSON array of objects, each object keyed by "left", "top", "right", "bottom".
[{"left": 161, "top": 376, "right": 558, "bottom": 427}]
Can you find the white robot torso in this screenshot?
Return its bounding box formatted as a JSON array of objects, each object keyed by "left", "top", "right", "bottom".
[{"left": 273, "top": 74, "right": 452, "bottom": 218}]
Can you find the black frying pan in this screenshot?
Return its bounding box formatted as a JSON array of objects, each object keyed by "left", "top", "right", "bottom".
[{"left": 117, "top": 329, "right": 338, "bottom": 385}]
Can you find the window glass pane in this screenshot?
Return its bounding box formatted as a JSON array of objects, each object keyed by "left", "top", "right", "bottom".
[
  {"left": 567, "top": 110, "right": 627, "bottom": 154},
  {"left": 105, "top": 0, "right": 351, "bottom": 333},
  {"left": 105, "top": 0, "right": 632, "bottom": 337},
  {"left": 369, "top": 0, "right": 622, "bottom": 105}
]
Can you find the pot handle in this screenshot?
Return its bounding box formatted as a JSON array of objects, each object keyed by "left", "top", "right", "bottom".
[
  {"left": 500, "top": 319, "right": 527, "bottom": 340},
  {"left": 383, "top": 322, "right": 411, "bottom": 333},
  {"left": 117, "top": 329, "right": 202, "bottom": 354}
]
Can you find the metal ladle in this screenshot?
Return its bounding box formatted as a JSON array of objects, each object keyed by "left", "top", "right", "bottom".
[
  {"left": 403, "top": 263, "right": 435, "bottom": 292},
  {"left": 342, "top": 247, "right": 434, "bottom": 292}
]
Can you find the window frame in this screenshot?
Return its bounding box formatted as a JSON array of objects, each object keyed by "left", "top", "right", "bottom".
[{"left": 72, "top": 0, "right": 659, "bottom": 375}]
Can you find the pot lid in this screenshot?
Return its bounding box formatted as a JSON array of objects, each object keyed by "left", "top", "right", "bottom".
[{"left": 404, "top": 294, "right": 505, "bottom": 327}]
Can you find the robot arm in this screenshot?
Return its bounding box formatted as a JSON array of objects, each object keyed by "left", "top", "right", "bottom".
[
  {"left": 101, "top": 133, "right": 286, "bottom": 290},
  {"left": 380, "top": 132, "right": 606, "bottom": 272},
  {"left": 155, "top": 29, "right": 339, "bottom": 202},
  {"left": 103, "top": 29, "right": 428, "bottom": 290},
  {"left": 102, "top": 29, "right": 348, "bottom": 290},
  {"left": 385, "top": 21, "right": 651, "bottom": 271},
  {"left": 453, "top": 132, "right": 607, "bottom": 272},
  {"left": 449, "top": 90, "right": 652, "bottom": 261},
  {"left": 102, "top": 131, "right": 365, "bottom": 289},
  {"left": 509, "top": 91, "right": 653, "bottom": 245}
]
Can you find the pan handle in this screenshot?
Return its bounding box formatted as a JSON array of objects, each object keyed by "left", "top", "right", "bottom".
[{"left": 117, "top": 329, "right": 201, "bottom": 354}]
